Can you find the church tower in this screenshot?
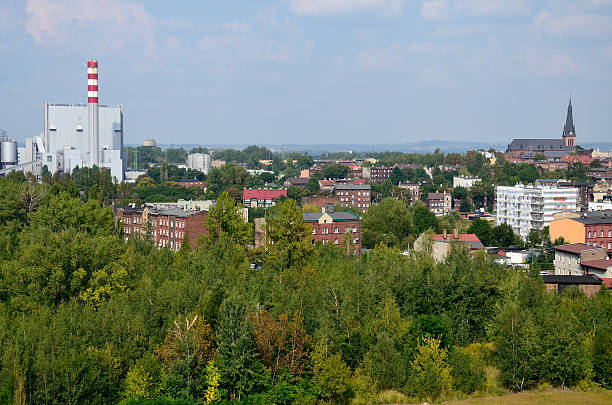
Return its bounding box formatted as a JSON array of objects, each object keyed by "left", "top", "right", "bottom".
[{"left": 562, "top": 96, "right": 576, "bottom": 147}]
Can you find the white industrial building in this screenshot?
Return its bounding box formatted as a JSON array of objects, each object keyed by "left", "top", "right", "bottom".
[
  {"left": 186, "top": 153, "right": 211, "bottom": 174},
  {"left": 496, "top": 184, "right": 579, "bottom": 238},
  {"left": 7, "top": 59, "right": 125, "bottom": 181}
]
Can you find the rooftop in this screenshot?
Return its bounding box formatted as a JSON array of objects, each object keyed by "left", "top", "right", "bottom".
[
  {"left": 541, "top": 274, "right": 602, "bottom": 285},
  {"left": 302, "top": 211, "right": 361, "bottom": 222},
  {"left": 581, "top": 259, "right": 612, "bottom": 270},
  {"left": 243, "top": 188, "right": 287, "bottom": 200},
  {"left": 554, "top": 243, "right": 596, "bottom": 254},
  {"left": 573, "top": 210, "right": 612, "bottom": 225},
  {"left": 335, "top": 183, "right": 371, "bottom": 190}
]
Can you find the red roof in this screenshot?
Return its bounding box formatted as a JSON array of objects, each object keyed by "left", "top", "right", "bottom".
[
  {"left": 561, "top": 155, "right": 594, "bottom": 165},
  {"left": 603, "top": 278, "right": 612, "bottom": 288},
  {"left": 554, "top": 243, "right": 593, "bottom": 254},
  {"left": 319, "top": 180, "right": 335, "bottom": 187},
  {"left": 433, "top": 233, "right": 480, "bottom": 242},
  {"left": 581, "top": 259, "right": 612, "bottom": 270},
  {"left": 353, "top": 179, "right": 366, "bottom": 184},
  {"left": 243, "top": 188, "right": 287, "bottom": 200}
]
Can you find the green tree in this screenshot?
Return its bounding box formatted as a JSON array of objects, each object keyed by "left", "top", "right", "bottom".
[
  {"left": 322, "top": 164, "right": 349, "bottom": 179},
  {"left": 124, "top": 353, "right": 164, "bottom": 400},
  {"left": 312, "top": 340, "right": 353, "bottom": 403},
  {"left": 362, "top": 198, "right": 412, "bottom": 248},
  {"left": 409, "top": 336, "right": 452, "bottom": 401},
  {"left": 389, "top": 167, "right": 407, "bottom": 186},
  {"left": 264, "top": 199, "right": 313, "bottom": 268},
  {"left": 203, "top": 192, "right": 251, "bottom": 247},
  {"left": 412, "top": 202, "right": 439, "bottom": 235},
  {"left": 216, "top": 298, "right": 262, "bottom": 400},
  {"left": 467, "top": 218, "right": 493, "bottom": 246},
  {"left": 305, "top": 178, "right": 320, "bottom": 195}
]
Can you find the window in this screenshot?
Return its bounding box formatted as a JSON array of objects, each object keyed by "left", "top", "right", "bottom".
[
  {"left": 609, "top": 230, "right": 611, "bottom": 237},
  {"left": 312, "top": 228, "right": 315, "bottom": 235},
  {"left": 334, "top": 227, "right": 338, "bottom": 233},
  {"left": 334, "top": 239, "right": 338, "bottom": 245},
  {"left": 601, "top": 231, "right": 604, "bottom": 237},
  {"left": 588, "top": 231, "right": 591, "bottom": 238},
  {"left": 47, "top": 155, "right": 52, "bottom": 162}
]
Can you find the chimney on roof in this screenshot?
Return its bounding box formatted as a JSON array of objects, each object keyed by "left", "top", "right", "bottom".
[
  {"left": 443, "top": 229, "right": 447, "bottom": 240},
  {"left": 453, "top": 229, "right": 459, "bottom": 239}
]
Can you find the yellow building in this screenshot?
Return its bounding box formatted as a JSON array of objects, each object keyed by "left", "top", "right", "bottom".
[{"left": 549, "top": 217, "right": 585, "bottom": 244}]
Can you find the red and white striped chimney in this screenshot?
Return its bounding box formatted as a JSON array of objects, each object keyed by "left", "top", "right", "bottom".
[{"left": 87, "top": 59, "right": 99, "bottom": 166}]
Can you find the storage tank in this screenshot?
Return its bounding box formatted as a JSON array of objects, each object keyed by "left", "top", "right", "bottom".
[{"left": 1, "top": 139, "right": 18, "bottom": 164}]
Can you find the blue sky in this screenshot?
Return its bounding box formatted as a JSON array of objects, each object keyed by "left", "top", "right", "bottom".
[{"left": 1, "top": 0, "right": 611, "bottom": 146}]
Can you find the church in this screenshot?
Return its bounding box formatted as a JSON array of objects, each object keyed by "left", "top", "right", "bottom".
[{"left": 505, "top": 98, "right": 577, "bottom": 159}]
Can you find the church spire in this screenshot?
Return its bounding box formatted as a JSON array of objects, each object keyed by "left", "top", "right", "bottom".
[{"left": 562, "top": 95, "right": 576, "bottom": 146}]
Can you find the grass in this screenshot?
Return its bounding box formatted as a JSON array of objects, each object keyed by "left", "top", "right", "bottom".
[{"left": 439, "top": 389, "right": 612, "bottom": 405}]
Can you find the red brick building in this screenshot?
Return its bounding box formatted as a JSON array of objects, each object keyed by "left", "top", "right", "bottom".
[
  {"left": 116, "top": 204, "right": 208, "bottom": 251},
  {"left": 334, "top": 183, "right": 371, "bottom": 213},
  {"left": 303, "top": 210, "right": 361, "bottom": 250},
  {"left": 177, "top": 179, "right": 207, "bottom": 190},
  {"left": 364, "top": 166, "right": 393, "bottom": 183}
]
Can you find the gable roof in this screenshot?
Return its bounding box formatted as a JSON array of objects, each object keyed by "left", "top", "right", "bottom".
[
  {"left": 243, "top": 188, "right": 287, "bottom": 200},
  {"left": 432, "top": 233, "right": 484, "bottom": 249},
  {"left": 428, "top": 192, "right": 449, "bottom": 200},
  {"left": 285, "top": 177, "right": 309, "bottom": 186},
  {"left": 581, "top": 259, "right": 612, "bottom": 270},
  {"left": 554, "top": 243, "right": 594, "bottom": 254},
  {"left": 542, "top": 274, "right": 602, "bottom": 285}
]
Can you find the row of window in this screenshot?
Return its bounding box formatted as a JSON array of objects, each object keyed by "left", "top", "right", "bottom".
[
  {"left": 587, "top": 230, "right": 612, "bottom": 238},
  {"left": 312, "top": 226, "right": 358, "bottom": 235},
  {"left": 157, "top": 239, "right": 183, "bottom": 250},
  {"left": 337, "top": 191, "right": 370, "bottom": 197},
  {"left": 157, "top": 229, "right": 185, "bottom": 239},
  {"left": 312, "top": 237, "right": 359, "bottom": 245},
  {"left": 586, "top": 241, "right": 612, "bottom": 249}
]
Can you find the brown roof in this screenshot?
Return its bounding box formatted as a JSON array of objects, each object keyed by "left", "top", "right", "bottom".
[
  {"left": 554, "top": 243, "right": 593, "bottom": 254},
  {"left": 581, "top": 259, "right": 612, "bottom": 270}
]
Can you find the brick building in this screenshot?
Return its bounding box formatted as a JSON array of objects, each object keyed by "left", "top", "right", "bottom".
[
  {"left": 363, "top": 166, "right": 392, "bottom": 183},
  {"left": 302, "top": 195, "right": 340, "bottom": 210},
  {"left": 243, "top": 188, "right": 287, "bottom": 208},
  {"left": 116, "top": 204, "right": 208, "bottom": 251},
  {"left": 334, "top": 183, "right": 371, "bottom": 213},
  {"left": 549, "top": 210, "right": 612, "bottom": 258},
  {"left": 177, "top": 179, "right": 206, "bottom": 190},
  {"left": 303, "top": 209, "right": 361, "bottom": 250}
]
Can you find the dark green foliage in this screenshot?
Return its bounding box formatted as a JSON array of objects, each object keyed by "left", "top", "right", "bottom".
[{"left": 448, "top": 349, "right": 486, "bottom": 394}]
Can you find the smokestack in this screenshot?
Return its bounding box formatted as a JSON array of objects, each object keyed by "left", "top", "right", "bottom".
[{"left": 87, "top": 59, "right": 99, "bottom": 167}]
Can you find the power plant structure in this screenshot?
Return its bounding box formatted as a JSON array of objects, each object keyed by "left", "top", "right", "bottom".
[
  {"left": 0, "top": 129, "right": 18, "bottom": 170},
  {"left": 4, "top": 59, "right": 125, "bottom": 181}
]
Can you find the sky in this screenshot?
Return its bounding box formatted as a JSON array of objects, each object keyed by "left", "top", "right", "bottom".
[{"left": 1, "top": 0, "right": 611, "bottom": 146}]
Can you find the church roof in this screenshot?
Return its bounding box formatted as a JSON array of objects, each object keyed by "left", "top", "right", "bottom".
[
  {"left": 506, "top": 138, "right": 572, "bottom": 152},
  {"left": 563, "top": 97, "right": 576, "bottom": 138}
]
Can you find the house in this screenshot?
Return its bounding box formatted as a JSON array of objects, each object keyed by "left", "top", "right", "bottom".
[
  {"left": 553, "top": 243, "right": 607, "bottom": 275},
  {"left": 302, "top": 208, "right": 361, "bottom": 250},
  {"left": 414, "top": 229, "right": 485, "bottom": 262},
  {"left": 549, "top": 210, "right": 612, "bottom": 258},
  {"left": 542, "top": 274, "right": 603, "bottom": 296},
  {"left": 334, "top": 183, "right": 371, "bottom": 213},
  {"left": 427, "top": 192, "right": 452, "bottom": 215},
  {"left": 243, "top": 188, "right": 287, "bottom": 208},
  {"left": 284, "top": 177, "right": 309, "bottom": 187},
  {"left": 561, "top": 154, "right": 594, "bottom": 166},
  {"left": 318, "top": 179, "right": 336, "bottom": 191}
]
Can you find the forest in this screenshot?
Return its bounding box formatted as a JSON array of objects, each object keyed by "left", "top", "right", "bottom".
[{"left": 0, "top": 174, "right": 611, "bottom": 405}]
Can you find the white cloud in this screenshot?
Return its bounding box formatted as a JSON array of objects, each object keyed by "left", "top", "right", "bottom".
[
  {"left": 25, "top": 0, "right": 156, "bottom": 44},
  {"left": 533, "top": 10, "right": 612, "bottom": 37},
  {"left": 421, "top": 0, "right": 533, "bottom": 21},
  {"left": 419, "top": 66, "right": 450, "bottom": 86},
  {"left": 288, "top": 0, "right": 403, "bottom": 16},
  {"left": 357, "top": 42, "right": 403, "bottom": 69},
  {"left": 421, "top": 0, "right": 449, "bottom": 21}
]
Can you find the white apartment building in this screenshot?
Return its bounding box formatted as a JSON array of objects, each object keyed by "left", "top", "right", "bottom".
[
  {"left": 186, "top": 153, "right": 211, "bottom": 174},
  {"left": 453, "top": 175, "right": 482, "bottom": 189},
  {"left": 496, "top": 184, "right": 579, "bottom": 238}
]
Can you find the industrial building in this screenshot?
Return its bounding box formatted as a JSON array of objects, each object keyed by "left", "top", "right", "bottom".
[
  {"left": 496, "top": 184, "right": 579, "bottom": 238},
  {"left": 6, "top": 59, "right": 125, "bottom": 181},
  {"left": 0, "top": 130, "right": 18, "bottom": 171}
]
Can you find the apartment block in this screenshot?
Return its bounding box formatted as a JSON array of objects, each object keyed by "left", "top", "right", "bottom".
[
  {"left": 303, "top": 209, "right": 361, "bottom": 250},
  {"left": 334, "top": 183, "right": 371, "bottom": 213},
  {"left": 496, "top": 184, "right": 579, "bottom": 238},
  {"left": 427, "top": 192, "right": 452, "bottom": 215}
]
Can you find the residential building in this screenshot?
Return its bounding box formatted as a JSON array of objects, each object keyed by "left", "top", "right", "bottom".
[
  {"left": 303, "top": 208, "right": 361, "bottom": 250},
  {"left": 284, "top": 177, "right": 309, "bottom": 187},
  {"left": 414, "top": 229, "right": 484, "bottom": 262},
  {"left": 334, "top": 183, "right": 371, "bottom": 213},
  {"left": 398, "top": 182, "right": 420, "bottom": 202},
  {"left": 549, "top": 210, "right": 612, "bottom": 258},
  {"left": 186, "top": 153, "right": 211, "bottom": 174},
  {"left": 496, "top": 184, "right": 579, "bottom": 239},
  {"left": 588, "top": 198, "right": 612, "bottom": 212},
  {"left": 302, "top": 195, "right": 340, "bottom": 210},
  {"left": 427, "top": 192, "right": 452, "bottom": 215},
  {"left": 243, "top": 188, "right": 287, "bottom": 208},
  {"left": 453, "top": 175, "right": 481, "bottom": 189},
  {"left": 363, "top": 166, "right": 393, "bottom": 183},
  {"left": 588, "top": 168, "right": 612, "bottom": 182},
  {"left": 177, "top": 179, "right": 206, "bottom": 190},
  {"left": 558, "top": 182, "right": 595, "bottom": 211},
  {"left": 116, "top": 203, "right": 208, "bottom": 251},
  {"left": 505, "top": 98, "right": 577, "bottom": 159},
  {"left": 553, "top": 243, "right": 606, "bottom": 275},
  {"left": 561, "top": 154, "right": 594, "bottom": 166},
  {"left": 318, "top": 179, "right": 336, "bottom": 191}
]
